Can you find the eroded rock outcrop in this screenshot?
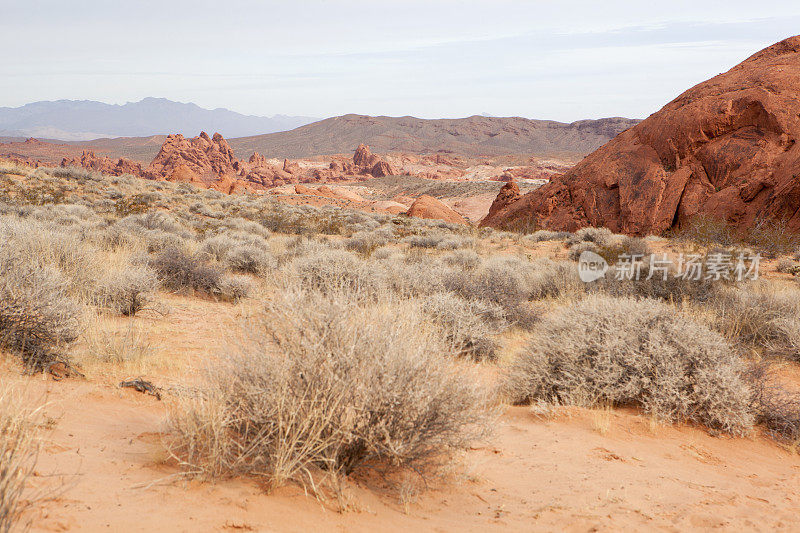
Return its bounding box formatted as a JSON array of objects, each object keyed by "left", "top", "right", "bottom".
[
  {"left": 486, "top": 181, "right": 521, "bottom": 221},
  {"left": 482, "top": 36, "right": 800, "bottom": 234},
  {"left": 405, "top": 195, "right": 468, "bottom": 225},
  {"left": 61, "top": 151, "right": 142, "bottom": 176},
  {"left": 145, "top": 132, "right": 238, "bottom": 181}
]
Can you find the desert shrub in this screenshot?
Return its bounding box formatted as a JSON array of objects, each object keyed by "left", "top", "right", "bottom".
[
  {"left": 343, "top": 231, "right": 386, "bottom": 257},
  {"left": 435, "top": 236, "right": 473, "bottom": 251},
  {"left": 0, "top": 386, "right": 39, "bottom": 533},
  {"left": 744, "top": 218, "right": 800, "bottom": 259},
  {"left": 226, "top": 245, "right": 276, "bottom": 275},
  {"left": 0, "top": 258, "right": 81, "bottom": 372},
  {"left": 0, "top": 217, "right": 103, "bottom": 300},
  {"left": 442, "top": 249, "right": 481, "bottom": 270},
  {"left": 566, "top": 226, "right": 613, "bottom": 247},
  {"left": 503, "top": 295, "right": 754, "bottom": 434},
  {"left": 776, "top": 258, "right": 800, "bottom": 274},
  {"left": 149, "top": 247, "right": 224, "bottom": 295},
  {"left": 382, "top": 257, "right": 452, "bottom": 297},
  {"left": 567, "top": 241, "right": 599, "bottom": 261},
  {"left": 94, "top": 264, "right": 158, "bottom": 316},
  {"left": 119, "top": 211, "right": 184, "bottom": 234},
  {"left": 595, "top": 236, "right": 650, "bottom": 265},
  {"left": 594, "top": 261, "right": 720, "bottom": 303},
  {"left": 289, "top": 249, "right": 383, "bottom": 297},
  {"left": 199, "top": 234, "right": 237, "bottom": 262},
  {"left": 525, "top": 259, "right": 583, "bottom": 300},
  {"left": 217, "top": 275, "right": 255, "bottom": 302},
  {"left": 707, "top": 286, "right": 800, "bottom": 360},
  {"left": 168, "top": 289, "right": 493, "bottom": 490},
  {"left": 674, "top": 214, "right": 734, "bottom": 246},
  {"left": 522, "top": 230, "right": 571, "bottom": 243},
  {"left": 50, "top": 166, "right": 100, "bottom": 181},
  {"left": 446, "top": 256, "right": 528, "bottom": 304},
  {"left": 421, "top": 292, "right": 507, "bottom": 361},
  {"left": 746, "top": 363, "right": 800, "bottom": 441},
  {"left": 406, "top": 234, "right": 446, "bottom": 249}
]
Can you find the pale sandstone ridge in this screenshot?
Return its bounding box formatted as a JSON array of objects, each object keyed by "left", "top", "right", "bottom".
[
  {"left": 482, "top": 36, "right": 800, "bottom": 234},
  {"left": 405, "top": 195, "right": 469, "bottom": 225}
]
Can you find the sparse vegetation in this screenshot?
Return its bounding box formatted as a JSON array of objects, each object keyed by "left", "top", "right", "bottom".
[
  {"left": 0, "top": 385, "right": 39, "bottom": 533},
  {"left": 169, "top": 288, "right": 494, "bottom": 490},
  {"left": 504, "top": 295, "right": 754, "bottom": 435}
]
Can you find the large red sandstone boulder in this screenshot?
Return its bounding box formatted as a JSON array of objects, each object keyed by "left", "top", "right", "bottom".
[
  {"left": 485, "top": 181, "right": 521, "bottom": 221},
  {"left": 482, "top": 36, "right": 800, "bottom": 234},
  {"left": 405, "top": 195, "right": 469, "bottom": 225},
  {"left": 370, "top": 160, "right": 395, "bottom": 177},
  {"left": 353, "top": 143, "right": 372, "bottom": 167}
]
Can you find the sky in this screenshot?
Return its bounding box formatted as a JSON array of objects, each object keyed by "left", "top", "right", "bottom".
[{"left": 2, "top": 0, "right": 799, "bottom": 122}]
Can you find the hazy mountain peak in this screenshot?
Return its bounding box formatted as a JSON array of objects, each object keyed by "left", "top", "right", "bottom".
[{"left": 0, "top": 98, "right": 320, "bottom": 140}]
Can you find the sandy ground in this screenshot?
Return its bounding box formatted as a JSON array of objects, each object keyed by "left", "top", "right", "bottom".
[
  {"left": 1, "top": 291, "right": 795, "bottom": 532},
  {"left": 14, "top": 373, "right": 800, "bottom": 532}
]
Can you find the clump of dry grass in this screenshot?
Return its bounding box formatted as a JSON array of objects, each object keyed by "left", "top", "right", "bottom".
[
  {"left": 504, "top": 294, "right": 754, "bottom": 435},
  {"left": 707, "top": 285, "right": 800, "bottom": 360},
  {"left": 420, "top": 292, "right": 507, "bottom": 361},
  {"left": 168, "top": 288, "right": 494, "bottom": 492},
  {"left": 149, "top": 247, "right": 251, "bottom": 301},
  {"left": 0, "top": 385, "right": 39, "bottom": 532},
  {"left": 0, "top": 259, "right": 81, "bottom": 372},
  {"left": 94, "top": 264, "right": 159, "bottom": 316},
  {"left": 746, "top": 363, "right": 800, "bottom": 442}
]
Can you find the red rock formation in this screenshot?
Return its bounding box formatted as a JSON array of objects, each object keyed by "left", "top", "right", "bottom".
[
  {"left": 370, "top": 160, "right": 394, "bottom": 177},
  {"left": 405, "top": 195, "right": 469, "bottom": 225},
  {"left": 351, "top": 143, "right": 395, "bottom": 177},
  {"left": 482, "top": 36, "right": 800, "bottom": 234},
  {"left": 145, "top": 131, "right": 238, "bottom": 180},
  {"left": 486, "top": 181, "right": 521, "bottom": 221},
  {"left": 60, "top": 150, "right": 143, "bottom": 176},
  {"left": 353, "top": 143, "right": 372, "bottom": 167}
]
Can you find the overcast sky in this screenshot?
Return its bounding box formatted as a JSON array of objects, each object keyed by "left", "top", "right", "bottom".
[{"left": 2, "top": 1, "right": 799, "bottom": 121}]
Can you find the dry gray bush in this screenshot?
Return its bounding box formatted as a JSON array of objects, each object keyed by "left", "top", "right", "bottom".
[
  {"left": 442, "top": 249, "right": 481, "bottom": 270},
  {"left": 289, "top": 249, "right": 384, "bottom": 297},
  {"left": 217, "top": 275, "right": 255, "bottom": 302},
  {"left": 776, "top": 258, "right": 799, "bottom": 274},
  {"left": 522, "top": 230, "right": 571, "bottom": 243},
  {"left": 225, "top": 245, "right": 276, "bottom": 275},
  {"left": 746, "top": 362, "right": 800, "bottom": 441},
  {"left": 94, "top": 264, "right": 159, "bottom": 316},
  {"left": 708, "top": 285, "right": 800, "bottom": 360},
  {"left": 0, "top": 386, "right": 39, "bottom": 533},
  {"left": 149, "top": 247, "right": 224, "bottom": 295},
  {"left": 0, "top": 217, "right": 103, "bottom": 300},
  {"left": 168, "top": 289, "right": 494, "bottom": 491},
  {"left": 0, "top": 258, "right": 81, "bottom": 372},
  {"left": 504, "top": 295, "right": 754, "bottom": 434},
  {"left": 567, "top": 241, "right": 600, "bottom": 261},
  {"left": 420, "top": 292, "right": 507, "bottom": 361},
  {"left": 594, "top": 262, "right": 720, "bottom": 303},
  {"left": 566, "top": 226, "right": 613, "bottom": 247}
]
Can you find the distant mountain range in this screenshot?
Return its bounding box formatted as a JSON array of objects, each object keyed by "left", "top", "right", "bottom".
[
  {"left": 228, "top": 114, "right": 641, "bottom": 159},
  {"left": 0, "top": 110, "right": 641, "bottom": 164},
  {"left": 0, "top": 98, "right": 319, "bottom": 140}
]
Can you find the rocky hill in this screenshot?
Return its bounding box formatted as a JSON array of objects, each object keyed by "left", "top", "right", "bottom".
[
  {"left": 227, "top": 114, "right": 640, "bottom": 159},
  {"left": 482, "top": 36, "right": 800, "bottom": 234}
]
